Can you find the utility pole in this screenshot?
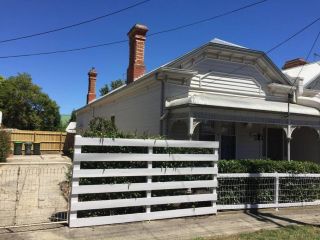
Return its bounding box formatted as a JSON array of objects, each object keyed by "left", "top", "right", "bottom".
[{"left": 287, "top": 93, "right": 293, "bottom": 161}]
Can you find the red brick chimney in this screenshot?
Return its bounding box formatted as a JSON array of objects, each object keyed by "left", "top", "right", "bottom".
[
  {"left": 87, "top": 67, "right": 97, "bottom": 104},
  {"left": 127, "top": 24, "right": 148, "bottom": 84},
  {"left": 282, "top": 58, "right": 308, "bottom": 70}
]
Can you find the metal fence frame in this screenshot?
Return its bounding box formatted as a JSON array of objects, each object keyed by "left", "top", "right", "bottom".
[
  {"left": 217, "top": 173, "right": 320, "bottom": 210},
  {"left": 0, "top": 162, "right": 71, "bottom": 228}
]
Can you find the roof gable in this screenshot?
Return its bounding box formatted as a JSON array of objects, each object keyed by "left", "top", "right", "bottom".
[
  {"left": 282, "top": 61, "right": 320, "bottom": 88},
  {"left": 164, "top": 40, "right": 291, "bottom": 85},
  {"left": 190, "top": 69, "right": 266, "bottom": 98}
]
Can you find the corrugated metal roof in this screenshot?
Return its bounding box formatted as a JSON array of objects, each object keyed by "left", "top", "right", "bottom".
[
  {"left": 210, "top": 38, "right": 247, "bottom": 49},
  {"left": 166, "top": 94, "right": 320, "bottom": 116},
  {"left": 282, "top": 61, "right": 320, "bottom": 86}
]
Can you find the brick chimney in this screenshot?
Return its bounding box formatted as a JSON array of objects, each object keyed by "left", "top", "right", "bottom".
[
  {"left": 282, "top": 58, "right": 308, "bottom": 70},
  {"left": 127, "top": 24, "right": 148, "bottom": 84},
  {"left": 87, "top": 67, "right": 97, "bottom": 104}
]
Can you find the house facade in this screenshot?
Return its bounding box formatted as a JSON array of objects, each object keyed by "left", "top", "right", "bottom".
[{"left": 76, "top": 24, "right": 320, "bottom": 163}]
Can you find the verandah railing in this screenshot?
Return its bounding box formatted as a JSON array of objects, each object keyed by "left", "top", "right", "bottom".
[{"left": 69, "top": 136, "right": 219, "bottom": 227}]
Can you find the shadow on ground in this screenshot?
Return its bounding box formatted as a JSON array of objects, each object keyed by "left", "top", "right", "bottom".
[{"left": 244, "top": 208, "right": 320, "bottom": 228}]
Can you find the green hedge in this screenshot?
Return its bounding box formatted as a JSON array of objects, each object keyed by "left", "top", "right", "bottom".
[
  {"left": 0, "top": 131, "right": 10, "bottom": 162},
  {"left": 218, "top": 159, "right": 320, "bottom": 205},
  {"left": 218, "top": 159, "right": 320, "bottom": 174},
  {"left": 78, "top": 117, "right": 320, "bottom": 216}
]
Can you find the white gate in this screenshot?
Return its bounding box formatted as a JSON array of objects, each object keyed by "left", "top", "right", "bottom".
[{"left": 69, "top": 136, "right": 219, "bottom": 227}]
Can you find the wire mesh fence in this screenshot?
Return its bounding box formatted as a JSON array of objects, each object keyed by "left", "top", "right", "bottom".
[
  {"left": 217, "top": 173, "right": 320, "bottom": 210},
  {"left": 279, "top": 176, "right": 320, "bottom": 203},
  {"left": 0, "top": 163, "right": 71, "bottom": 227}
]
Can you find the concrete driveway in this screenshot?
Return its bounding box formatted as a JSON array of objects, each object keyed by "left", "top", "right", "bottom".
[{"left": 0, "top": 155, "right": 71, "bottom": 227}]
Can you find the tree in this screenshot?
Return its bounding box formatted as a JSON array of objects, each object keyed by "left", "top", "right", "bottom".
[
  {"left": 69, "top": 109, "right": 77, "bottom": 122},
  {"left": 99, "top": 84, "right": 110, "bottom": 96},
  {"left": 99, "top": 79, "right": 125, "bottom": 96},
  {"left": 111, "top": 79, "right": 124, "bottom": 91},
  {"left": 0, "top": 73, "right": 61, "bottom": 130}
]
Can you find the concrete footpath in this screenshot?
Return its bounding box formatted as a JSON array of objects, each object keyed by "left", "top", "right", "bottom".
[
  {"left": 0, "top": 207, "right": 319, "bottom": 240},
  {"left": 6, "top": 154, "right": 71, "bottom": 163}
]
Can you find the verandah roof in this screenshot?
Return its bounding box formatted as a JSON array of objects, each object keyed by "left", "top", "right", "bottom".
[{"left": 166, "top": 94, "right": 320, "bottom": 117}]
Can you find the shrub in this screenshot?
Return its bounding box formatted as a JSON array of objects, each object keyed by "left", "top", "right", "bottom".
[
  {"left": 218, "top": 159, "right": 320, "bottom": 173},
  {"left": 77, "top": 117, "right": 213, "bottom": 217},
  {"left": 78, "top": 118, "right": 320, "bottom": 215},
  {"left": 0, "top": 130, "right": 10, "bottom": 162},
  {"left": 217, "top": 159, "right": 320, "bottom": 205}
]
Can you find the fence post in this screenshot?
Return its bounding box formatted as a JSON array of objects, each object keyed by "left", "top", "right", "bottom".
[
  {"left": 146, "top": 146, "right": 153, "bottom": 216},
  {"left": 274, "top": 173, "right": 279, "bottom": 211},
  {"left": 13, "top": 166, "right": 21, "bottom": 226},
  {"left": 213, "top": 148, "right": 218, "bottom": 214},
  {"left": 69, "top": 136, "right": 81, "bottom": 226},
  {"left": 59, "top": 132, "right": 63, "bottom": 152}
]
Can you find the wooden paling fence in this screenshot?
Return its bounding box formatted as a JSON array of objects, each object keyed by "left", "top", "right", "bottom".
[
  {"left": 8, "top": 130, "right": 74, "bottom": 153},
  {"left": 69, "top": 135, "right": 219, "bottom": 227}
]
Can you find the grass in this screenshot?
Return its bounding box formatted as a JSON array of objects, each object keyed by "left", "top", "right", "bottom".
[{"left": 194, "top": 225, "right": 320, "bottom": 240}]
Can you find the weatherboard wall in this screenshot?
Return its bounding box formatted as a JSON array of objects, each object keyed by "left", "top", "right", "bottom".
[{"left": 76, "top": 80, "right": 162, "bottom": 136}]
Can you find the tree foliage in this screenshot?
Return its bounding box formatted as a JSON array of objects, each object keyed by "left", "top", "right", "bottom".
[
  {"left": 69, "top": 109, "right": 77, "bottom": 123},
  {"left": 99, "top": 79, "right": 125, "bottom": 96},
  {"left": 99, "top": 84, "right": 110, "bottom": 96},
  {"left": 111, "top": 79, "right": 124, "bottom": 91},
  {"left": 0, "top": 73, "right": 61, "bottom": 130},
  {"left": 0, "top": 131, "right": 10, "bottom": 162}
]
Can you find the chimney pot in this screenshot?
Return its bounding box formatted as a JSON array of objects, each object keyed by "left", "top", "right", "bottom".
[
  {"left": 87, "top": 67, "right": 97, "bottom": 104},
  {"left": 282, "top": 58, "right": 308, "bottom": 70},
  {"left": 127, "top": 24, "right": 148, "bottom": 84}
]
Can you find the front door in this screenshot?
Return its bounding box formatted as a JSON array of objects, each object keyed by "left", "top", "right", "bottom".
[
  {"left": 263, "top": 128, "right": 285, "bottom": 160},
  {"left": 221, "top": 135, "right": 236, "bottom": 160}
]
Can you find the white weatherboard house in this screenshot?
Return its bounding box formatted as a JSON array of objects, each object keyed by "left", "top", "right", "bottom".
[{"left": 76, "top": 24, "right": 320, "bottom": 163}]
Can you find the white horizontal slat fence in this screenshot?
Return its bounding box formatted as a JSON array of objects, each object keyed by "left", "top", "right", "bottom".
[{"left": 69, "top": 135, "right": 219, "bottom": 227}]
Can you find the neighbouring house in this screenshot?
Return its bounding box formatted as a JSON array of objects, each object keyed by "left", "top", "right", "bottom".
[{"left": 76, "top": 23, "right": 320, "bottom": 163}]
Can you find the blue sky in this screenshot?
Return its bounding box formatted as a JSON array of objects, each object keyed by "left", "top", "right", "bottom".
[{"left": 1, "top": 0, "right": 319, "bottom": 114}]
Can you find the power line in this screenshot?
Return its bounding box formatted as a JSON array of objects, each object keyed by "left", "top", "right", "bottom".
[
  {"left": 0, "top": 40, "right": 129, "bottom": 58},
  {"left": 222, "top": 17, "right": 320, "bottom": 79},
  {"left": 0, "top": 0, "right": 151, "bottom": 44},
  {"left": 148, "top": 0, "right": 268, "bottom": 37},
  {"left": 285, "top": 28, "right": 320, "bottom": 160},
  {"left": 290, "top": 29, "right": 320, "bottom": 90},
  {"left": 266, "top": 16, "right": 320, "bottom": 54},
  {"left": 0, "top": 0, "right": 268, "bottom": 59}
]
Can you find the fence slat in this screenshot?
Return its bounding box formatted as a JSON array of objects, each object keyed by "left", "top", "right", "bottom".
[
  {"left": 72, "top": 180, "right": 218, "bottom": 194},
  {"left": 74, "top": 136, "right": 218, "bottom": 148},
  {"left": 74, "top": 153, "right": 218, "bottom": 162},
  {"left": 69, "top": 207, "right": 217, "bottom": 227},
  {"left": 71, "top": 194, "right": 216, "bottom": 211},
  {"left": 73, "top": 167, "right": 218, "bottom": 177}
]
